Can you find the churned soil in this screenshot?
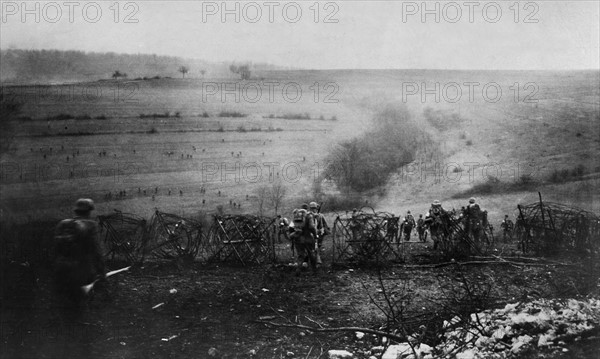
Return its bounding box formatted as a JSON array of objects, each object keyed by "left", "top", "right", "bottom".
[{"left": 1, "top": 251, "right": 599, "bottom": 359}]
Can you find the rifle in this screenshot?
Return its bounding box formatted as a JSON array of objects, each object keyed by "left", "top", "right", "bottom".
[
  {"left": 81, "top": 266, "right": 130, "bottom": 295},
  {"left": 315, "top": 202, "right": 326, "bottom": 254}
]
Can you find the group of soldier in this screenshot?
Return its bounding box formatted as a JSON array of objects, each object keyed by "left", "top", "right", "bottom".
[
  {"left": 278, "top": 202, "right": 330, "bottom": 276},
  {"left": 51, "top": 195, "right": 517, "bottom": 310}
]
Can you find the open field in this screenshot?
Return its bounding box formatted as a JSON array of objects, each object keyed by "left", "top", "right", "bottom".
[
  {"left": 2, "top": 70, "right": 599, "bottom": 224},
  {"left": 1, "top": 69, "right": 600, "bottom": 358}
]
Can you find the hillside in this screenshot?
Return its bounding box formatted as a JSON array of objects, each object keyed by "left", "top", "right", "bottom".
[
  {"left": 0, "top": 49, "right": 291, "bottom": 84},
  {"left": 0, "top": 69, "right": 598, "bottom": 227}
]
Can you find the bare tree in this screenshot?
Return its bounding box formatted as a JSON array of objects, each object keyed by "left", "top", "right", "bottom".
[
  {"left": 254, "top": 181, "right": 287, "bottom": 216},
  {"left": 112, "top": 70, "right": 127, "bottom": 79},
  {"left": 269, "top": 181, "right": 287, "bottom": 215},
  {"left": 229, "top": 63, "right": 251, "bottom": 80},
  {"left": 255, "top": 185, "right": 269, "bottom": 217},
  {"left": 178, "top": 66, "right": 189, "bottom": 79}
]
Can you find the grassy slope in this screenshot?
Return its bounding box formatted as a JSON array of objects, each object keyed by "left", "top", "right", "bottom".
[{"left": 1, "top": 70, "right": 599, "bottom": 225}]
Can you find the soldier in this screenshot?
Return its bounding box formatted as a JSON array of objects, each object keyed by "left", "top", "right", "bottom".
[
  {"left": 384, "top": 215, "right": 400, "bottom": 243},
  {"left": 425, "top": 200, "right": 446, "bottom": 250},
  {"left": 289, "top": 204, "right": 318, "bottom": 275},
  {"left": 405, "top": 210, "right": 415, "bottom": 241},
  {"left": 500, "top": 214, "right": 514, "bottom": 241},
  {"left": 309, "top": 202, "right": 330, "bottom": 265},
  {"left": 416, "top": 214, "right": 427, "bottom": 242},
  {"left": 465, "top": 197, "right": 483, "bottom": 243},
  {"left": 277, "top": 216, "right": 290, "bottom": 243},
  {"left": 53, "top": 199, "right": 106, "bottom": 310}
]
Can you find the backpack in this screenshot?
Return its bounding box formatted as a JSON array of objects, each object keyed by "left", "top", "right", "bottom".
[
  {"left": 54, "top": 219, "right": 84, "bottom": 264},
  {"left": 292, "top": 209, "right": 309, "bottom": 235}
]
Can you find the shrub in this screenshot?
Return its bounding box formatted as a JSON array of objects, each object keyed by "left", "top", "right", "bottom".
[
  {"left": 466, "top": 140, "right": 473, "bottom": 146},
  {"left": 201, "top": 112, "right": 210, "bottom": 118},
  {"left": 75, "top": 114, "right": 91, "bottom": 120},
  {"left": 216, "top": 126, "right": 225, "bottom": 132},
  {"left": 48, "top": 113, "right": 74, "bottom": 121},
  {"left": 236, "top": 125, "right": 247, "bottom": 132},
  {"left": 148, "top": 127, "right": 158, "bottom": 134},
  {"left": 423, "top": 107, "right": 462, "bottom": 131},
  {"left": 218, "top": 111, "right": 246, "bottom": 118},
  {"left": 571, "top": 164, "right": 586, "bottom": 178},
  {"left": 519, "top": 174, "right": 535, "bottom": 185},
  {"left": 324, "top": 105, "right": 423, "bottom": 192}
]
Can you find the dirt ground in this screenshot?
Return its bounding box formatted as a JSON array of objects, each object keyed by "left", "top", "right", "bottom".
[{"left": 2, "top": 238, "right": 599, "bottom": 359}]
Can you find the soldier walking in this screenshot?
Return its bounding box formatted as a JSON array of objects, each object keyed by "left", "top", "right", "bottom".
[
  {"left": 289, "top": 204, "right": 318, "bottom": 276},
  {"left": 309, "top": 202, "right": 330, "bottom": 265},
  {"left": 416, "top": 214, "right": 427, "bottom": 242},
  {"left": 53, "top": 199, "right": 106, "bottom": 312}
]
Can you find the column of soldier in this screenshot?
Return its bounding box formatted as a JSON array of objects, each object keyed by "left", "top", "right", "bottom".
[{"left": 52, "top": 196, "right": 518, "bottom": 311}]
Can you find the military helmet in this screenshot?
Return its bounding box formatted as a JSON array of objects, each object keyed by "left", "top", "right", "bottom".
[
  {"left": 309, "top": 201, "right": 318, "bottom": 209},
  {"left": 469, "top": 197, "right": 476, "bottom": 204},
  {"left": 301, "top": 203, "right": 309, "bottom": 210},
  {"left": 432, "top": 200, "right": 441, "bottom": 206},
  {"left": 74, "top": 198, "right": 95, "bottom": 213}
]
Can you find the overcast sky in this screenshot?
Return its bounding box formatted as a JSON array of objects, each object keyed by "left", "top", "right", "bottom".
[{"left": 1, "top": 1, "right": 598, "bottom": 70}]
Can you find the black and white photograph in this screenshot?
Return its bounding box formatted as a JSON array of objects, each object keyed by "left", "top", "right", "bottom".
[{"left": 1, "top": 1, "right": 599, "bottom": 358}]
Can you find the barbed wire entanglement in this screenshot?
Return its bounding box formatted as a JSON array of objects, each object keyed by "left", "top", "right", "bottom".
[
  {"left": 98, "top": 210, "right": 147, "bottom": 264},
  {"left": 516, "top": 196, "right": 600, "bottom": 255},
  {"left": 332, "top": 208, "right": 403, "bottom": 265},
  {"left": 95, "top": 195, "right": 599, "bottom": 266},
  {"left": 206, "top": 214, "right": 277, "bottom": 265},
  {"left": 144, "top": 210, "right": 205, "bottom": 260}
]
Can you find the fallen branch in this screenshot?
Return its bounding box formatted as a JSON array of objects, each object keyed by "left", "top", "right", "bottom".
[
  {"left": 399, "top": 259, "right": 576, "bottom": 269},
  {"left": 255, "top": 320, "right": 405, "bottom": 342}
]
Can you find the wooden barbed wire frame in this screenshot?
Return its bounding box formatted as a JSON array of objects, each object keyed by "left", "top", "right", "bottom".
[
  {"left": 206, "top": 214, "right": 278, "bottom": 265},
  {"left": 517, "top": 193, "right": 600, "bottom": 255},
  {"left": 144, "top": 210, "right": 205, "bottom": 260},
  {"left": 98, "top": 210, "right": 147, "bottom": 264}
]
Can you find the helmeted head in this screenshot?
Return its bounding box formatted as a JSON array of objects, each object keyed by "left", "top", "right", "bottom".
[
  {"left": 419, "top": 214, "right": 423, "bottom": 218},
  {"left": 301, "top": 203, "right": 309, "bottom": 210},
  {"left": 407, "top": 210, "right": 411, "bottom": 214},
  {"left": 309, "top": 202, "right": 318, "bottom": 211},
  {"left": 74, "top": 198, "right": 94, "bottom": 215},
  {"left": 432, "top": 200, "right": 441, "bottom": 206},
  {"left": 469, "top": 197, "right": 476, "bottom": 204}
]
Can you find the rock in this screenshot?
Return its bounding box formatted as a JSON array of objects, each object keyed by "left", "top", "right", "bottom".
[
  {"left": 382, "top": 343, "right": 412, "bottom": 359},
  {"left": 355, "top": 331, "right": 365, "bottom": 340},
  {"left": 419, "top": 343, "right": 433, "bottom": 354},
  {"left": 248, "top": 349, "right": 257, "bottom": 356},
  {"left": 286, "top": 351, "right": 295, "bottom": 357},
  {"left": 328, "top": 349, "right": 353, "bottom": 358},
  {"left": 456, "top": 349, "right": 476, "bottom": 359},
  {"left": 208, "top": 347, "right": 219, "bottom": 357},
  {"left": 491, "top": 327, "right": 508, "bottom": 340},
  {"left": 370, "top": 346, "right": 384, "bottom": 354}
]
